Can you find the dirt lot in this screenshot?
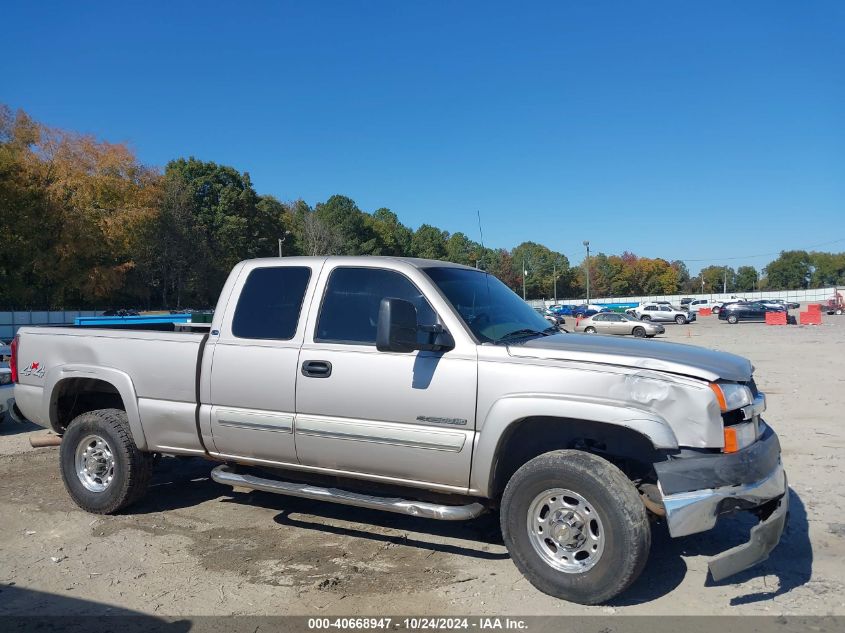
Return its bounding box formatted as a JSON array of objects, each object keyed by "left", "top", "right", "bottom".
[{"left": 1, "top": 315, "right": 844, "bottom": 616}]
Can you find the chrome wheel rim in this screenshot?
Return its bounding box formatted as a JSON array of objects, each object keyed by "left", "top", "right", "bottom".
[
  {"left": 526, "top": 488, "right": 604, "bottom": 574},
  {"left": 75, "top": 434, "right": 116, "bottom": 492}
]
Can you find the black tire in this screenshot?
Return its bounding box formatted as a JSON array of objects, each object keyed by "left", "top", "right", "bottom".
[
  {"left": 60, "top": 408, "right": 153, "bottom": 514},
  {"left": 727, "top": 314, "right": 738, "bottom": 324},
  {"left": 640, "top": 315, "right": 651, "bottom": 321},
  {"left": 584, "top": 327, "right": 597, "bottom": 334},
  {"left": 632, "top": 326, "right": 646, "bottom": 338},
  {"left": 500, "top": 450, "right": 651, "bottom": 605},
  {"left": 674, "top": 315, "right": 686, "bottom": 324}
]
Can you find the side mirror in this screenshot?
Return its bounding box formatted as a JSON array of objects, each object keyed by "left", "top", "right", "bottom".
[
  {"left": 376, "top": 297, "right": 455, "bottom": 353},
  {"left": 376, "top": 297, "right": 419, "bottom": 353}
]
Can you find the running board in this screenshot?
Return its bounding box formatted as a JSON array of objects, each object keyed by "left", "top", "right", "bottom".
[{"left": 210, "top": 464, "right": 486, "bottom": 521}]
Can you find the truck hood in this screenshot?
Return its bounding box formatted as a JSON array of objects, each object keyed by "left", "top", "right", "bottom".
[{"left": 507, "top": 334, "right": 752, "bottom": 382}]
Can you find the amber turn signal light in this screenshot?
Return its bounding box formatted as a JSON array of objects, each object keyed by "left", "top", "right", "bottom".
[{"left": 723, "top": 427, "right": 739, "bottom": 453}]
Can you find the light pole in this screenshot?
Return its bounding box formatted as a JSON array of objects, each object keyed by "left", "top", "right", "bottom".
[
  {"left": 553, "top": 262, "right": 558, "bottom": 304},
  {"left": 522, "top": 257, "right": 528, "bottom": 300},
  {"left": 583, "top": 241, "right": 591, "bottom": 304},
  {"left": 278, "top": 230, "right": 291, "bottom": 257}
]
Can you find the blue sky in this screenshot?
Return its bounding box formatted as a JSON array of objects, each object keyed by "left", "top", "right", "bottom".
[{"left": 2, "top": 1, "right": 843, "bottom": 273}]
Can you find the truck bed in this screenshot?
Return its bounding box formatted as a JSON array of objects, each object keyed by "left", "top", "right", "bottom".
[{"left": 13, "top": 326, "right": 207, "bottom": 453}]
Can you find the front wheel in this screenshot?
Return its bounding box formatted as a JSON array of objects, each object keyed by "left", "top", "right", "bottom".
[
  {"left": 674, "top": 315, "right": 686, "bottom": 325},
  {"left": 584, "top": 326, "right": 597, "bottom": 334},
  {"left": 500, "top": 450, "right": 651, "bottom": 605},
  {"left": 60, "top": 408, "right": 154, "bottom": 514},
  {"left": 632, "top": 326, "right": 646, "bottom": 338},
  {"left": 727, "top": 314, "right": 739, "bottom": 324}
]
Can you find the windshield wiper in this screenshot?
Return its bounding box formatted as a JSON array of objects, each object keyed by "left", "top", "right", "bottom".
[{"left": 497, "top": 327, "right": 555, "bottom": 342}]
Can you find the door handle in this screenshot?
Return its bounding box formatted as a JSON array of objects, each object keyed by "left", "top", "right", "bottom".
[{"left": 301, "top": 360, "right": 332, "bottom": 378}]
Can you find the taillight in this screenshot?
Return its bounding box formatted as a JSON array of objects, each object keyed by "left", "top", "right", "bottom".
[{"left": 10, "top": 336, "right": 18, "bottom": 383}]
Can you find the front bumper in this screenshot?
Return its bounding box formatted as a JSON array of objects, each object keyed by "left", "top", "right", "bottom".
[{"left": 655, "top": 426, "right": 788, "bottom": 580}]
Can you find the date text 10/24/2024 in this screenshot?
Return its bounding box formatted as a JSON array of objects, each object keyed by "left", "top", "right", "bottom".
[{"left": 307, "top": 618, "right": 528, "bottom": 630}]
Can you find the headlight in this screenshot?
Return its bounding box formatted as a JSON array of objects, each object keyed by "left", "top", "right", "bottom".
[
  {"left": 0, "top": 373, "right": 11, "bottom": 386},
  {"left": 709, "top": 382, "right": 752, "bottom": 412}
]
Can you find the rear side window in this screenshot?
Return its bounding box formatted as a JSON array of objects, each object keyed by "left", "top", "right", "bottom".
[
  {"left": 316, "top": 267, "right": 436, "bottom": 345},
  {"left": 232, "top": 267, "right": 311, "bottom": 340}
]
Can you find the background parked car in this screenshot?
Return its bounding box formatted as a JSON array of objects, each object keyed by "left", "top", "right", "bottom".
[
  {"left": 679, "top": 297, "right": 694, "bottom": 306},
  {"left": 573, "top": 304, "right": 610, "bottom": 318},
  {"left": 762, "top": 299, "right": 800, "bottom": 310},
  {"left": 688, "top": 298, "right": 719, "bottom": 312},
  {"left": 575, "top": 312, "right": 665, "bottom": 338},
  {"left": 718, "top": 301, "right": 785, "bottom": 324},
  {"left": 546, "top": 304, "right": 577, "bottom": 316},
  {"left": 632, "top": 303, "right": 696, "bottom": 324},
  {"left": 535, "top": 307, "right": 565, "bottom": 329}
]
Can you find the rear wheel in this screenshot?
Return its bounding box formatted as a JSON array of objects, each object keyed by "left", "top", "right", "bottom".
[
  {"left": 584, "top": 327, "right": 597, "bottom": 334},
  {"left": 632, "top": 326, "right": 646, "bottom": 338},
  {"left": 500, "top": 450, "right": 651, "bottom": 605},
  {"left": 674, "top": 315, "right": 686, "bottom": 325},
  {"left": 60, "top": 409, "right": 153, "bottom": 514},
  {"left": 727, "top": 314, "right": 739, "bottom": 324}
]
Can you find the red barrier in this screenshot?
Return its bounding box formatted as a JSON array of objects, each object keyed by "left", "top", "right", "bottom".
[
  {"left": 765, "top": 312, "right": 787, "bottom": 325},
  {"left": 808, "top": 303, "right": 822, "bottom": 313},
  {"left": 800, "top": 311, "right": 822, "bottom": 325},
  {"left": 699, "top": 308, "right": 712, "bottom": 316}
]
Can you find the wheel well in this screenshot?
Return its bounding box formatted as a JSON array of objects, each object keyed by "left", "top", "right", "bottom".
[
  {"left": 489, "top": 417, "right": 662, "bottom": 499},
  {"left": 50, "top": 378, "right": 125, "bottom": 434}
]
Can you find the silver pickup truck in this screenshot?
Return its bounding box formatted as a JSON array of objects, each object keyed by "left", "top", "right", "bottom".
[{"left": 12, "top": 256, "right": 787, "bottom": 604}]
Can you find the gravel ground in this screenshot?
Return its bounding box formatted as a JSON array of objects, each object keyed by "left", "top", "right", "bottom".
[{"left": 1, "top": 315, "right": 844, "bottom": 616}]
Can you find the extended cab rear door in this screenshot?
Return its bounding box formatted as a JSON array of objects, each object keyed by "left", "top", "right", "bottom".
[
  {"left": 205, "top": 261, "right": 320, "bottom": 464},
  {"left": 295, "top": 261, "right": 478, "bottom": 491}
]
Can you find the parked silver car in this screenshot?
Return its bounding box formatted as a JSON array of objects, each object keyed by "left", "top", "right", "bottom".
[{"left": 575, "top": 313, "right": 665, "bottom": 337}]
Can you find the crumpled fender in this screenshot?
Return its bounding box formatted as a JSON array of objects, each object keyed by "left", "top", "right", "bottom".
[{"left": 469, "top": 393, "right": 678, "bottom": 496}]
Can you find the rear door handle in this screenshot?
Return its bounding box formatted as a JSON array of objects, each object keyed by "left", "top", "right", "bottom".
[{"left": 301, "top": 360, "right": 332, "bottom": 378}]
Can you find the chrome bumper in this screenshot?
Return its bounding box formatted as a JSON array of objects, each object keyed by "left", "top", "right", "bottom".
[{"left": 661, "top": 460, "right": 788, "bottom": 581}]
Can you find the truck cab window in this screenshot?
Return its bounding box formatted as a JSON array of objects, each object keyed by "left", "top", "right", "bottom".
[
  {"left": 316, "top": 267, "right": 436, "bottom": 345},
  {"left": 232, "top": 266, "right": 311, "bottom": 339}
]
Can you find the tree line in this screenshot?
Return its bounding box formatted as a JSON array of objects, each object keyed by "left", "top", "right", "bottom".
[{"left": 1, "top": 105, "right": 843, "bottom": 309}]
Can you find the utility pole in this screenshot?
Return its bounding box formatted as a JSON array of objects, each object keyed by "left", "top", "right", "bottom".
[
  {"left": 553, "top": 263, "right": 558, "bottom": 304},
  {"left": 278, "top": 230, "right": 291, "bottom": 257},
  {"left": 583, "top": 241, "right": 591, "bottom": 304},
  {"left": 522, "top": 257, "right": 527, "bottom": 300},
  {"left": 723, "top": 266, "right": 727, "bottom": 294}
]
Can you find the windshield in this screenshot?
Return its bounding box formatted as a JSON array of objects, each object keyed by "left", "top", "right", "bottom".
[
  {"left": 423, "top": 267, "right": 554, "bottom": 343},
  {"left": 619, "top": 313, "right": 638, "bottom": 322}
]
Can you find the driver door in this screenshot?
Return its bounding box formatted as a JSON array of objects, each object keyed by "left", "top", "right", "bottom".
[{"left": 295, "top": 264, "right": 477, "bottom": 490}]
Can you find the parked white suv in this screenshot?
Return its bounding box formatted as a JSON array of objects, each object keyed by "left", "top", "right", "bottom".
[{"left": 633, "top": 303, "right": 696, "bottom": 324}]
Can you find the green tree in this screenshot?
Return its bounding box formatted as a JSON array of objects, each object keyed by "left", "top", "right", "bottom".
[
  {"left": 165, "top": 158, "right": 269, "bottom": 303},
  {"left": 809, "top": 252, "right": 845, "bottom": 287},
  {"left": 411, "top": 224, "right": 448, "bottom": 259},
  {"left": 511, "top": 242, "right": 571, "bottom": 299},
  {"left": 445, "top": 232, "right": 481, "bottom": 267},
  {"left": 735, "top": 266, "right": 759, "bottom": 292},
  {"left": 764, "top": 251, "right": 812, "bottom": 290},
  {"left": 314, "top": 194, "right": 376, "bottom": 255},
  {"left": 699, "top": 265, "right": 735, "bottom": 293},
  {"left": 365, "top": 208, "right": 413, "bottom": 256}
]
